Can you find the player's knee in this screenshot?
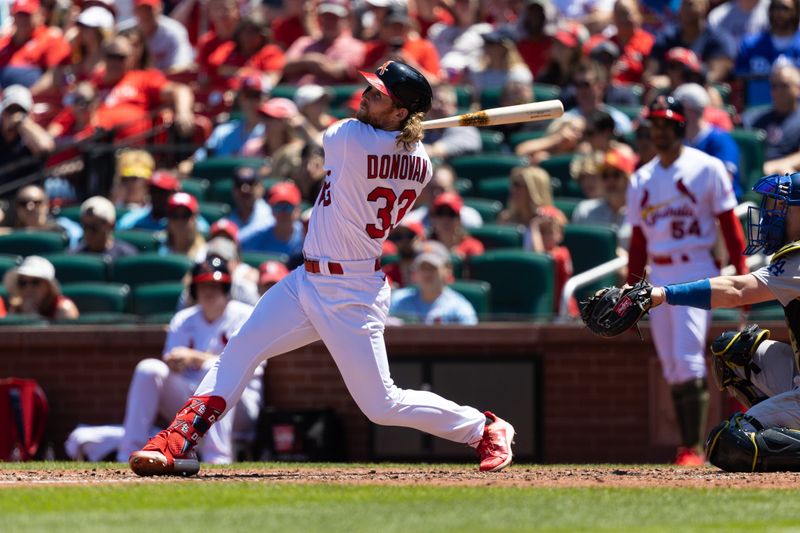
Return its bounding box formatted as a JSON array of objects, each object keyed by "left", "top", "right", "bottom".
[
  {"left": 710, "top": 325, "right": 770, "bottom": 407},
  {"left": 133, "top": 358, "right": 169, "bottom": 379},
  {"left": 705, "top": 414, "right": 758, "bottom": 472}
]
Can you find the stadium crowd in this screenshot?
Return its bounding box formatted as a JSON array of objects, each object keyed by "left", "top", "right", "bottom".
[{"left": 0, "top": 0, "right": 792, "bottom": 325}]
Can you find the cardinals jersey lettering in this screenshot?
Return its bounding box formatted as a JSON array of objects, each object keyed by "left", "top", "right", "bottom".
[
  {"left": 304, "top": 119, "right": 432, "bottom": 260},
  {"left": 626, "top": 146, "right": 737, "bottom": 256}
]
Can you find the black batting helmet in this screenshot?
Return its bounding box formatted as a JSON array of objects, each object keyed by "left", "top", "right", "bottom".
[
  {"left": 359, "top": 60, "right": 433, "bottom": 114},
  {"left": 646, "top": 95, "right": 686, "bottom": 137},
  {"left": 189, "top": 257, "right": 232, "bottom": 300}
]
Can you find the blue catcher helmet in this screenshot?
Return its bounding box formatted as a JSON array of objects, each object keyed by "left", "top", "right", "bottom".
[{"left": 745, "top": 173, "right": 800, "bottom": 255}]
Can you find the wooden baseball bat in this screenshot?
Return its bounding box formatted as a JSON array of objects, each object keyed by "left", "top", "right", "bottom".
[{"left": 421, "top": 100, "right": 564, "bottom": 130}]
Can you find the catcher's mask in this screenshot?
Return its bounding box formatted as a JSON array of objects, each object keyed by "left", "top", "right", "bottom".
[{"left": 745, "top": 173, "right": 800, "bottom": 255}]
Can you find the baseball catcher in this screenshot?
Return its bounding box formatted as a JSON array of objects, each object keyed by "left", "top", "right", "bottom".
[{"left": 583, "top": 172, "right": 800, "bottom": 472}]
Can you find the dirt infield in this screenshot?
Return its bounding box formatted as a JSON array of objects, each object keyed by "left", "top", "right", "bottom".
[{"left": 2, "top": 465, "right": 800, "bottom": 489}]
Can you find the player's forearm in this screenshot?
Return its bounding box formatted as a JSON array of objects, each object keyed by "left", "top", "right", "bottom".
[{"left": 651, "top": 274, "right": 773, "bottom": 309}]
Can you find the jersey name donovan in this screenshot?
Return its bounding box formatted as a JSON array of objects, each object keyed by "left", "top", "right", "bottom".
[{"left": 366, "top": 154, "right": 428, "bottom": 183}]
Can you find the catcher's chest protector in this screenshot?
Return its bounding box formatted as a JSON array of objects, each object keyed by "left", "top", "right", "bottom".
[{"left": 770, "top": 242, "right": 800, "bottom": 370}]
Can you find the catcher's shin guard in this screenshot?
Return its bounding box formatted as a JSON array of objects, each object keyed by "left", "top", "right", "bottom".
[
  {"left": 671, "top": 378, "right": 709, "bottom": 450},
  {"left": 129, "top": 395, "right": 226, "bottom": 477},
  {"left": 710, "top": 325, "right": 770, "bottom": 408},
  {"left": 706, "top": 413, "right": 800, "bottom": 472}
]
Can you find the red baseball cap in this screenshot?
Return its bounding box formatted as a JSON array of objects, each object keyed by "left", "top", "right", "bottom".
[
  {"left": 268, "top": 182, "right": 301, "bottom": 206},
  {"left": 536, "top": 205, "right": 567, "bottom": 225},
  {"left": 258, "top": 98, "right": 298, "bottom": 119},
  {"left": 604, "top": 148, "right": 637, "bottom": 175},
  {"left": 11, "top": 0, "right": 40, "bottom": 15},
  {"left": 258, "top": 260, "right": 289, "bottom": 285},
  {"left": 238, "top": 73, "right": 268, "bottom": 95},
  {"left": 553, "top": 29, "right": 578, "bottom": 48},
  {"left": 210, "top": 219, "right": 239, "bottom": 243},
  {"left": 167, "top": 192, "right": 199, "bottom": 215},
  {"left": 134, "top": 0, "right": 161, "bottom": 9},
  {"left": 665, "top": 47, "right": 701, "bottom": 73},
  {"left": 150, "top": 170, "right": 181, "bottom": 192},
  {"left": 432, "top": 191, "right": 463, "bottom": 215}
]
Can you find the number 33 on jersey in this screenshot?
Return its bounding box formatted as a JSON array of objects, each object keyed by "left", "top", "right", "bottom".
[{"left": 304, "top": 119, "right": 432, "bottom": 261}]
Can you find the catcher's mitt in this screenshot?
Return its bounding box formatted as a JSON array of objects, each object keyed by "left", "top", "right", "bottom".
[{"left": 579, "top": 280, "right": 654, "bottom": 337}]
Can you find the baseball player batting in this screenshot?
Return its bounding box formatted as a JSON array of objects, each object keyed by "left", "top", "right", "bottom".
[
  {"left": 583, "top": 172, "right": 800, "bottom": 472},
  {"left": 625, "top": 95, "right": 747, "bottom": 466},
  {"left": 129, "top": 61, "right": 515, "bottom": 477}
]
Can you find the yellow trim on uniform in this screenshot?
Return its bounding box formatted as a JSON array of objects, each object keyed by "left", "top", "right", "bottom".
[
  {"left": 711, "top": 332, "right": 742, "bottom": 356},
  {"left": 748, "top": 432, "right": 758, "bottom": 472},
  {"left": 771, "top": 241, "right": 800, "bottom": 262},
  {"left": 706, "top": 421, "right": 728, "bottom": 459},
  {"left": 751, "top": 329, "right": 771, "bottom": 354}
]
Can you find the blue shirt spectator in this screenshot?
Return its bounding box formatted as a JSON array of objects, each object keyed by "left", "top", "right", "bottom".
[
  {"left": 389, "top": 240, "right": 478, "bottom": 325},
  {"left": 244, "top": 220, "right": 305, "bottom": 256},
  {"left": 192, "top": 120, "right": 266, "bottom": 162},
  {"left": 242, "top": 182, "right": 303, "bottom": 256},
  {"left": 736, "top": 0, "right": 800, "bottom": 105},
  {"left": 226, "top": 167, "right": 275, "bottom": 249},
  {"left": 116, "top": 171, "right": 210, "bottom": 232}
]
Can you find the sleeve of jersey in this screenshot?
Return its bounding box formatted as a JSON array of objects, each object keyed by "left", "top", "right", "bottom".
[
  {"left": 751, "top": 259, "right": 800, "bottom": 307},
  {"left": 162, "top": 310, "right": 190, "bottom": 356},
  {"left": 322, "top": 119, "right": 353, "bottom": 157},
  {"left": 627, "top": 225, "right": 647, "bottom": 285},
  {"left": 717, "top": 209, "right": 747, "bottom": 275}
]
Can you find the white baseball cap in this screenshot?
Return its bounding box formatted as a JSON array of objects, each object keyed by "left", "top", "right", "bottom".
[
  {"left": 77, "top": 6, "right": 115, "bottom": 29},
  {"left": 294, "top": 84, "right": 329, "bottom": 109},
  {"left": 1, "top": 84, "right": 33, "bottom": 113},
  {"left": 80, "top": 195, "right": 116, "bottom": 224},
  {"left": 4, "top": 255, "right": 60, "bottom": 297},
  {"left": 672, "top": 83, "right": 710, "bottom": 113}
]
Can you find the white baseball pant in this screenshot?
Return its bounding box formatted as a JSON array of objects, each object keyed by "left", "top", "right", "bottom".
[{"left": 194, "top": 264, "right": 487, "bottom": 446}]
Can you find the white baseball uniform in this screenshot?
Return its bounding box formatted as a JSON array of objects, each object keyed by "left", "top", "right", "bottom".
[
  {"left": 626, "top": 146, "right": 738, "bottom": 384},
  {"left": 193, "top": 119, "right": 487, "bottom": 447},
  {"left": 116, "top": 300, "right": 260, "bottom": 463}
]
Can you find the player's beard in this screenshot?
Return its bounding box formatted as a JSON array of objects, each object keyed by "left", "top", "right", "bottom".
[{"left": 356, "top": 106, "right": 380, "bottom": 129}]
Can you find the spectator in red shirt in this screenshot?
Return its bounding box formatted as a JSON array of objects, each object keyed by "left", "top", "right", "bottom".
[
  {"left": 46, "top": 82, "right": 99, "bottom": 166},
  {"left": 514, "top": 0, "right": 554, "bottom": 78},
  {"left": 0, "top": 0, "right": 71, "bottom": 88},
  {"left": 429, "top": 192, "right": 485, "bottom": 260},
  {"left": 583, "top": 0, "right": 654, "bottom": 85},
  {"left": 204, "top": 13, "right": 286, "bottom": 91},
  {"left": 537, "top": 22, "right": 588, "bottom": 87},
  {"left": 361, "top": 6, "right": 443, "bottom": 84},
  {"left": 31, "top": 5, "right": 114, "bottom": 97},
  {"left": 92, "top": 35, "right": 195, "bottom": 141},
  {"left": 270, "top": 0, "right": 309, "bottom": 50},
  {"left": 196, "top": 0, "right": 241, "bottom": 84},
  {"left": 282, "top": 0, "right": 366, "bottom": 85}
]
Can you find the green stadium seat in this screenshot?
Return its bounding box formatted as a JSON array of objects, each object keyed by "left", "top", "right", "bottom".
[
  {"left": 61, "top": 282, "right": 131, "bottom": 313},
  {"left": 269, "top": 85, "right": 297, "bottom": 100},
  {"left": 479, "top": 130, "right": 506, "bottom": 153},
  {"left": 198, "top": 201, "right": 231, "bottom": 224},
  {"left": 181, "top": 178, "right": 210, "bottom": 202},
  {"left": 455, "top": 86, "right": 472, "bottom": 109},
  {"left": 562, "top": 225, "right": 618, "bottom": 300},
  {"left": 210, "top": 177, "right": 281, "bottom": 205},
  {"left": 132, "top": 282, "right": 184, "bottom": 316},
  {"left": 730, "top": 128, "right": 767, "bottom": 193},
  {"left": 329, "top": 107, "right": 352, "bottom": 119},
  {"left": 553, "top": 197, "right": 582, "bottom": 220},
  {"left": 462, "top": 197, "right": 503, "bottom": 223},
  {"left": 57, "top": 205, "right": 130, "bottom": 224},
  {"left": 240, "top": 251, "right": 290, "bottom": 269},
  {"left": 480, "top": 88, "right": 502, "bottom": 109},
  {"left": 533, "top": 83, "right": 561, "bottom": 102},
  {"left": 0, "top": 231, "right": 66, "bottom": 256},
  {"left": 0, "top": 314, "right": 48, "bottom": 326},
  {"left": 455, "top": 178, "right": 474, "bottom": 197},
  {"left": 114, "top": 230, "right": 159, "bottom": 253},
  {"left": 508, "top": 130, "right": 547, "bottom": 150},
  {"left": 111, "top": 253, "right": 193, "bottom": 287},
  {"left": 141, "top": 312, "right": 176, "bottom": 324},
  {"left": 449, "top": 279, "right": 491, "bottom": 316},
  {"left": 0, "top": 254, "right": 21, "bottom": 279},
  {"left": 449, "top": 154, "right": 527, "bottom": 183},
  {"left": 475, "top": 177, "right": 509, "bottom": 203},
  {"left": 468, "top": 224, "right": 525, "bottom": 249},
  {"left": 748, "top": 300, "right": 785, "bottom": 321},
  {"left": 192, "top": 157, "right": 264, "bottom": 181},
  {"left": 56, "top": 313, "right": 139, "bottom": 325},
  {"left": 328, "top": 84, "right": 363, "bottom": 107},
  {"left": 468, "top": 250, "right": 554, "bottom": 319},
  {"left": 539, "top": 153, "right": 576, "bottom": 185},
  {"left": 43, "top": 253, "right": 110, "bottom": 283}
]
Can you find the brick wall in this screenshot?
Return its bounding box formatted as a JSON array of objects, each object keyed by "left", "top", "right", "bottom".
[{"left": 2, "top": 322, "right": 785, "bottom": 462}]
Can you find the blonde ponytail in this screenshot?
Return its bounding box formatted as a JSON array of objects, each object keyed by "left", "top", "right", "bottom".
[{"left": 395, "top": 112, "right": 426, "bottom": 152}]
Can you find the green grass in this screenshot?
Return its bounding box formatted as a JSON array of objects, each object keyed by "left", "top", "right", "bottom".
[{"left": 4, "top": 464, "right": 800, "bottom": 532}]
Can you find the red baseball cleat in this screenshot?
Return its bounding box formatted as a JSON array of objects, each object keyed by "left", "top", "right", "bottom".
[
  {"left": 477, "top": 411, "right": 515, "bottom": 472},
  {"left": 129, "top": 447, "right": 200, "bottom": 477},
  {"left": 674, "top": 446, "right": 705, "bottom": 467}
]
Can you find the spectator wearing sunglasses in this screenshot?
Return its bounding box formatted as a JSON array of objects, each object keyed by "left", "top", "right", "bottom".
[
  {"left": 223, "top": 166, "right": 275, "bottom": 250},
  {"left": 0, "top": 85, "right": 55, "bottom": 190},
  {"left": 383, "top": 220, "right": 427, "bottom": 288},
  {"left": 572, "top": 147, "right": 635, "bottom": 251},
  {"left": 158, "top": 192, "right": 206, "bottom": 258},
  {"left": 3, "top": 184, "right": 81, "bottom": 247},
  {"left": 3, "top": 255, "right": 78, "bottom": 320},
  {"left": 70, "top": 196, "right": 138, "bottom": 260},
  {"left": 244, "top": 182, "right": 304, "bottom": 259},
  {"left": 429, "top": 192, "right": 484, "bottom": 260}
]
